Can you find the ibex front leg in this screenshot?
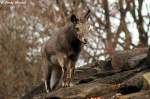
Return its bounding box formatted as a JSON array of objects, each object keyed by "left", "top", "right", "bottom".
[
  {"left": 68, "top": 61, "right": 75, "bottom": 86},
  {"left": 64, "top": 61, "right": 75, "bottom": 87},
  {"left": 56, "top": 53, "right": 68, "bottom": 88},
  {"left": 62, "top": 66, "right": 67, "bottom": 87},
  {"left": 62, "top": 60, "right": 71, "bottom": 87},
  {"left": 57, "top": 54, "right": 74, "bottom": 87}
]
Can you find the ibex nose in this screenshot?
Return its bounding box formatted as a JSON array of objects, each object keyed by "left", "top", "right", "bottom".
[{"left": 83, "top": 38, "right": 88, "bottom": 44}]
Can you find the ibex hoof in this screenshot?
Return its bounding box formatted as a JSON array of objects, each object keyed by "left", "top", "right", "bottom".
[
  {"left": 62, "top": 82, "right": 69, "bottom": 87},
  {"left": 45, "top": 88, "right": 50, "bottom": 93},
  {"left": 62, "top": 82, "right": 65, "bottom": 87},
  {"left": 45, "top": 81, "right": 50, "bottom": 93},
  {"left": 62, "top": 82, "right": 74, "bottom": 87},
  {"left": 69, "top": 82, "right": 74, "bottom": 87}
]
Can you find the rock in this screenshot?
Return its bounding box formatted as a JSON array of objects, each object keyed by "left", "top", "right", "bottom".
[
  {"left": 143, "top": 72, "right": 150, "bottom": 90},
  {"left": 111, "top": 48, "right": 148, "bottom": 71},
  {"left": 116, "top": 90, "right": 150, "bottom": 99}
]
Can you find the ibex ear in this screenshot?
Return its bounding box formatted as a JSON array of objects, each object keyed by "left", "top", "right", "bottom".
[
  {"left": 70, "top": 14, "right": 78, "bottom": 23},
  {"left": 84, "top": 10, "right": 90, "bottom": 20}
]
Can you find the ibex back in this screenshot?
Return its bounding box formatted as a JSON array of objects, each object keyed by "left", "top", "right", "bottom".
[{"left": 42, "top": 10, "right": 90, "bottom": 92}]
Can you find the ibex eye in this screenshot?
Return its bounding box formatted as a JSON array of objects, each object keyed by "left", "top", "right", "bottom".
[{"left": 76, "top": 27, "right": 79, "bottom": 31}]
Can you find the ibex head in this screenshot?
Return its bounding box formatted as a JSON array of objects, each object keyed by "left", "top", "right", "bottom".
[{"left": 70, "top": 10, "right": 90, "bottom": 44}]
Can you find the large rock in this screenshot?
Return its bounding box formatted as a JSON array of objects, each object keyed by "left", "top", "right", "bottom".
[{"left": 111, "top": 48, "right": 148, "bottom": 71}]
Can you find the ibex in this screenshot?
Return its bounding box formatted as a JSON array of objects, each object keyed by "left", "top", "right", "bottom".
[{"left": 42, "top": 10, "right": 90, "bottom": 92}]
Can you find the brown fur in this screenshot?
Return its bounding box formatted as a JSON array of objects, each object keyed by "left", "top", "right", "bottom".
[{"left": 42, "top": 11, "right": 90, "bottom": 92}]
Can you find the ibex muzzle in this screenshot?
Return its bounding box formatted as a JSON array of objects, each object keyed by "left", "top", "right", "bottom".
[{"left": 42, "top": 10, "right": 90, "bottom": 92}]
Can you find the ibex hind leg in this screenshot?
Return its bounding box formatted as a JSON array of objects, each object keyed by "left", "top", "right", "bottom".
[
  {"left": 43, "top": 65, "right": 51, "bottom": 93},
  {"left": 45, "top": 80, "right": 50, "bottom": 93},
  {"left": 45, "top": 73, "right": 51, "bottom": 93},
  {"left": 50, "top": 66, "right": 63, "bottom": 90}
]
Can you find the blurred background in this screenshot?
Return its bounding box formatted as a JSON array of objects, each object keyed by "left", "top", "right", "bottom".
[{"left": 0, "top": 0, "right": 149, "bottom": 98}]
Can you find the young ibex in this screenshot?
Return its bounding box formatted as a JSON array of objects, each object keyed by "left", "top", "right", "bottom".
[{"left": 42, "top": 10, "right": 90, "bottom": 92}]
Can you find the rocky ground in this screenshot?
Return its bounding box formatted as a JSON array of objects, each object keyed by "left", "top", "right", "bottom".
[{"left": 21, "top": 47, "right": 150, "bottom": 99}]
